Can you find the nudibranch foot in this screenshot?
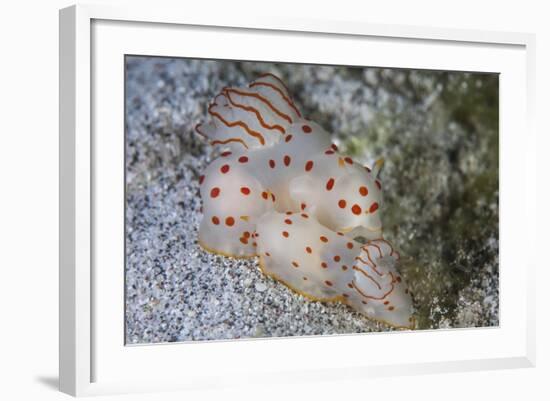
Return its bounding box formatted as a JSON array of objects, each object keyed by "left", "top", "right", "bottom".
[
  {"left": 198, "top": 239, "right": 258, "bottom": 260},
  {"left": 258, "top": 256, "right": 344, "bottom": 303}
]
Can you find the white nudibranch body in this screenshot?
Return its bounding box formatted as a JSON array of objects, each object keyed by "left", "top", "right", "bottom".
[
  {"left": 195, "top": 73, "right": 414, "bottom": 329},
  {"left": 256, "top": 212, "right": 413, "bottom": 328}
]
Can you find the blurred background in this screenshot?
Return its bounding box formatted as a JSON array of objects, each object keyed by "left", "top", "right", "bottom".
[{"left": 125, "top": 56, "right": 498, "bottom": 343}]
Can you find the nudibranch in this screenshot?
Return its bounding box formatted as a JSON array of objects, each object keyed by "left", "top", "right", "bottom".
[
  {"left": 256, "top": 211, "right": 413, "bottom": 328},
  {"left": 195, "top": 73, "right": 414, "bottom": 329}
]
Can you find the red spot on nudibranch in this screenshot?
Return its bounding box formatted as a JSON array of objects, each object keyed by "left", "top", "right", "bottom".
[
  {"left": 240, "top": 187, "right": 251, "bottom": 195},
  {"left": 221, "top": 151, "right": 232, "bottom": 157},
  {"left": 369, "top": 202, "right": 379, "bottom": 213},
  {"left": 199, "top": 175, "right": 205, "bottom": 185},
  {"left": 238, "top": 156, "right": 249, "bottom": 163},
  {"left": 285, "top": 135, "right": 293, "bottom": 142},
  {"left": 269, "top": 159, "right": 276, "bottom": 168},
  {"left": 305, "top": 160, "right": 314, "bottom": 172},
  {"left": 388, "top": 306, "right": 395, "bottom": 311},
  {"left": 284, "top": 155, "right": 291, "bottom": 166},
  {"left": 301, "top": 213, "right": 309, "bottom": 218},
  {"left": 243, "top": 231, "right": 251, "bottom": 238},
  {"left": 331, "top": 144, "right": 339, "bottom": 151},
  {"left": 325, "top": 280, "right": 333, "bottom": 287},
  {"left": 301, "top": 203, "right": 307, "bottom": 210},
  {"left": 211, "top": 216, "right": 220, "bottom": 225},
  {"left": 265, "top": 252, "right": 271, "bottom": 257},
  {"left": 347, "top": 283, "right": 354, "bottom": 289},
  {"left": 302, "top": 125, "right": 312, "bottom": 133},
  {"left": 359, "top": 186, "right": 368, "bottom": 197},
  {"left": 320, "top": 236, "right": 328, "bottom": 243},
  {"left": 341, "top": 265, "right": 348, "bottom": 271},
  {"left": 292, "top": 261, "right": 299, "bottom": 268},
  {"left": 282, "top": 231, "right": 289, "bottom": 238},
  {"left": 271, "top": 193, "right": 276, "bottom": 202},
  {"left": 220, "top": 164, "right": 230, "bottom": 174},
  {"left": 210, "top": 187, "right": 220, "bottom": 198},
  {"left": 347, "top": 242, "right": 354, "bottom": 249},
  {"left": 284, "top": 219, "right": 292, "bottom": 225},
  {"left": 240, "top": 237, "right": 248, "bottom": 245},
  {"left": 352, "top": 204, "right": 362, "bottom": 215},
  {"left": 338, "top": 199, "right": 347, "bottom": 208},
  {"left": 344, "top": 157, "right": 353, "bottom": 165},
  {"left": 375, "top": 180, "right": 381, "bottom": 189},
  {"left": 326, "top": 178, "right": 335, "bottom": 191},
  {"left": 225, "top": 217, "right": 235, "bottom": 226},
  {"left": 306, "top": 246, "right": 312, "bottom": 254},
  {"left": 321, "top": 262, "right": 328, "bottom": 268},
  {"left": 262, "top": 191, "right": 269, "bottom": 200},
  {"left": 325, "top": 150, "right": 335, "bottom": 155},
  {"left": 333, "top": 255, "right": 341, "bottom": 262}
]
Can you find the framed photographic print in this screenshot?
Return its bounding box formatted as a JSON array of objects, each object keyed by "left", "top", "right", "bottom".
[{"left": 59, "top": 4, "right": 536, "bottom": 397}]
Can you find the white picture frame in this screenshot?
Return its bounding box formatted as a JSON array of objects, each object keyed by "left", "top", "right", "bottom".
[{"left": 59, "top": 4, "right": 536, "bottom": 397}]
